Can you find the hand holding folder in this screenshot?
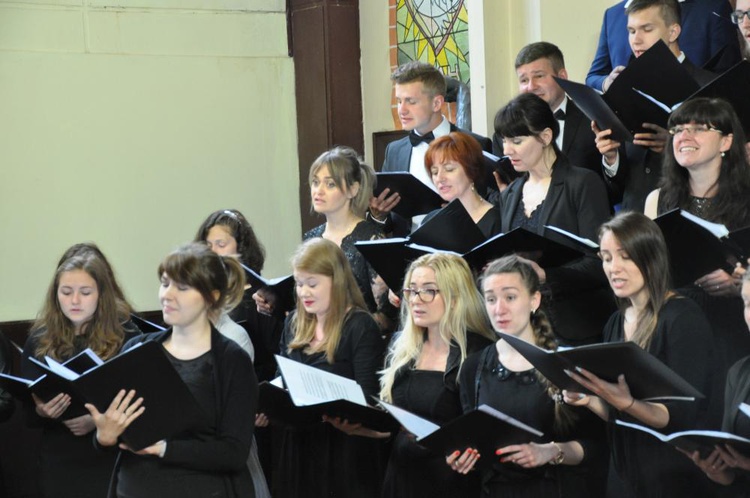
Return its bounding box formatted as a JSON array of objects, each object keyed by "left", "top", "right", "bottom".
[
  {"left": 258, "top": 356, "right": 397, "bottom": 431},
  {"left": 498, "top": 332, "right": 704, "bottom": 401},
  {"left": 378, "top": 399, "right": 543, "bottom": 470}
]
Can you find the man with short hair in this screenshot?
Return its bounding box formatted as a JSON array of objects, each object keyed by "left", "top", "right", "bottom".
[
  {"left": 595, "top": 0, "right": 714, "bottom": 212},
  {"left": 492, "top": 42, "right": 604, "bottom": 187},
  {"left": 370, "top": 61, "right": 493, "bottom": 234},
  {"left": 586, "top": 0, "right": 739, "bottom": 92}
]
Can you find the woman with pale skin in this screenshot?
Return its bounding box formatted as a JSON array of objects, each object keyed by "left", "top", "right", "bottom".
[
  {"left": 87, "top": 243, "right": 258, "bottom": 498},
  {"left": 264, "top": 238, "right": 385, "bottom": 498},
  {"left": 686, "top": 270, "right": 750, "bottom": 493},
  {"left": 379, "top": 253, "right": 495, "bottom": 498},
  {"left": 255, "top": 146, "right": 393, "bottom": 331},
  {"left": 643, "top": 97, "right": 750, "bottom": 427},
  {"left": 494, "top": 92, "right": 612, "bottom": 345},
  {"left": 20, "top": 244, "right": 140, "bottom": 498},
  {"left": 564, "top": 212, "right": 716, "bottom": 498},
  {"left": 447, "top": 255, "right": 604, "bottom": 497},
  {"left": 423, "top": 132, "right": 501, "bottom": 238}
]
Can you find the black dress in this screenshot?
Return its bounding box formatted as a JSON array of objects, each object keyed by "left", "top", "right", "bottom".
[
  {"left": 381, "top": 333, "right": 493, "bottom": 498},
  {"left": 458, "top": 344, "right": 605, "bottom": 498},
  {"left": 274, "top": 309, "right": 386, "bottom": 498},
  {"left": 20, "top": 325, "right": 141, "bottom": 498},
  {"left": 603, "top": 297, "right": 717, "bottom": 498},
  {"left": 657, "top": 196, "right": 750, "bottom": 428},
  {"left": 719, "top": 356, "right": 750, "bottom": 496},
  {"left": 304, "top": 221, "right": 384, "bottom": 313}
]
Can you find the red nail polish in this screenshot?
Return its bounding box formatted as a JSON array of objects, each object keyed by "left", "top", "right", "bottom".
[{"left": 496, "top": 449, "right": 503, "bottom": 455}]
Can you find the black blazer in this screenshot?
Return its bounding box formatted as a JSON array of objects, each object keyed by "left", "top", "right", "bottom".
[{"left": 500, "top": 157, "right": 614, "bottom": 344}]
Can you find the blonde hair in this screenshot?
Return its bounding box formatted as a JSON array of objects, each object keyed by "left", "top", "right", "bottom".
[
  {"left": 308, "top": 146, "right": 376, "bottom": 218},
  {"left": 380, "top": 253, "right": 495, "bottom": 401},
  {"left": 288, "top": 238, "right": 368, "bottom": 363}
]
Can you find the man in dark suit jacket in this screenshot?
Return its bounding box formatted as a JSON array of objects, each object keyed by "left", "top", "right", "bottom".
[
  {"left": 371, "top": 61, "right": 495, "bottom": 235},
  {"left": 586, "top": 0, "right": 739, "bottom": 92},
  {"left": 491, "top": 42, "right": 609, "bottom": 202},
  {"left": 594, "top": 0, "right": 716, "bottom": 212}
]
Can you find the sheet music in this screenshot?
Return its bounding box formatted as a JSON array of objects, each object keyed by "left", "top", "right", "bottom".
[
  {"left": 43, "top": 356, "right": 80, "bottom": 381},
  {"left": 740, "top": 402, "right": 750, "bottom": 419},
  {"left": 275, "top": 355, "right": 367, "bottom": 407},
  {"left": 680, "top": 210, "right": 729, "bottom": 238},
  {"left": 544, "top": 225, "right": 599, "bottom": 248}
]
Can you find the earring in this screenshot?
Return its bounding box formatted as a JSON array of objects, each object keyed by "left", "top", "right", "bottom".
[
  {"left": 721, "top": 151, "right": 726, "bottom": 157},
  {"left": 471, "top": 183, "right": 476, "bottom": 192},
  {"left": 531, "top": 308, "right": 536, "bottom": 316}
]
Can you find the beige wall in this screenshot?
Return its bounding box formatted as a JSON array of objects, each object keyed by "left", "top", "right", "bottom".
[
  {"left": 0, "top": 0, "right": 301, "bottom": 320},
  {"left": 360, "top": 0, "right": 616, "bottom": 161}
]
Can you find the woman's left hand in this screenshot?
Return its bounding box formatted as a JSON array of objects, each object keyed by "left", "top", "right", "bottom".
[
  {"left": 497, "top": 443, "right": 557, "bottom": 468},
  {"left": 565, "top": 368, "right": 634, "bottom": 412},
  {"left": 682, "top": 447, "right": 735, "bottom": 485},
  {"left": 695, "top": 269, "right": 741, "bottom": 297},
  {"left": 62, "top": 414, "right": 96, "bottom": 436},
  {"left": 120, "top": 440, "right": 167, "bottom": 458},
  {"left": 323, "top": 416, "right": 391, "bottom": 439}
]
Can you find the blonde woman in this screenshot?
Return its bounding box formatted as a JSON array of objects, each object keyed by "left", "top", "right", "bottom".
[{"left": 380, "top": 253, "right": 495, "bottom": 498}]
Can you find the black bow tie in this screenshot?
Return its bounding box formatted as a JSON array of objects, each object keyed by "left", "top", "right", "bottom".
[
  {"left": 409, "top": 130, "right": 435, "bottom": 147},
  {"left": 554, "top": 109, "right": 565, "bottom": 120}
]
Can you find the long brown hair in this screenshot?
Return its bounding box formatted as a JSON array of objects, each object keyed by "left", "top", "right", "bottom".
[
  {"left": 599, "top": 212, "right": 672, "bottom": 349},
  {"left": 32, "top": 245, "right": 131, "bottom": 361}
]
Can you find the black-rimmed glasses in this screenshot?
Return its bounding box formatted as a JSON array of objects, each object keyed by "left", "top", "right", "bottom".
[
  {"left": 402, "top": 288, "right": 440, "bottom": 303},
  {"left": 731, "top": 9, "right": 750, "bottom": 24}
]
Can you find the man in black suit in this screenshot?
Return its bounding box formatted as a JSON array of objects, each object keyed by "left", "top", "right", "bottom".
[
  {"left": 370, "top": 61, "right": 494, "bottom": 235},
  {"left": 491, "top": 42, "right": 608, "bottom": 201},
  {"left": 594, "top": 0, "right": 714, "bottom": 212}
]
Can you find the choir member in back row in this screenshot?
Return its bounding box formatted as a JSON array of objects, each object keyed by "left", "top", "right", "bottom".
[
  {"left": 495, "top": 92, "right": 613, "bottom": 345},
  {"left": 88, "top": 243, "right": 258, "bottom": 498},
  {"left": 20, "top": 243, "right": 141, "bottom": 498},
  {"left": 644, "top": 97, "right": 750, "bottom": 427}
]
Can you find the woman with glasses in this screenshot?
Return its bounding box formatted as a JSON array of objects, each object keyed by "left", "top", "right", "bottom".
[
  {"left": 379, "top": 253, "right": 495, "bottom": 497},
  {"left": 644, "top": 97, "right": 750, "bottom": 426},
  {"left": 448, "top": 255, "right": 606, "bottom": 497},
  {"left": 565, "top": 212, "right": 716, "bottom": 498}
]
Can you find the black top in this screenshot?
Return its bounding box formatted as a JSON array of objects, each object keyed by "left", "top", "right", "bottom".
[
  {"left": 603, "top": 297, "right": 716, "bottom": 498},
  {"left": 275, "top": 309, "right": 386, "bottom": 498},
  {"left": 304, "top": 221, "right": 384, "bottom": 313},
  {"left": 20, "top": 324, "right": 141, "bottom": 498},
  {"left": 722, "top": 356, "right": 750, "bottom": 495},
  {"left": 111, "top": 327, "right": 258, "bottom": 498},
  {"left": 458, "top": 344, "right": 606, "bottom": 498},
  {"left": 118, "top": 350, "right": 226, "bottom": 498},
  {"left": 381, "top": 332, "right": 493, "bottom": 498}
]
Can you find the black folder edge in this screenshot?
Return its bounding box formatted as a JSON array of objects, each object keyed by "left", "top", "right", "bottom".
[
  {"left": 259, "top": 381, "right": 397, "bottom": 432},
  {"left": 554, "top": 77, "right": 634, "bottom": 143},
  {"left": 604, "top": 40, "right": 698, "bottom": 132},
  {"left": 683, "top": 60, "right": 750, "bottom": 137},
  {"left": 130, "top": 313, "right": 167, "bottom": 333},
  {"left": 654, "top": 208, "right": 739, "bottom": 287},
  {"left": 498, "top": 332, "right": 704, "bottom": 400},
  {"left": 409, "top": 199, "right": 487, "bottom": 254},
  {"left": 241, "top": 264, "right": 295, "bottom": 314},
  {"left": 374, "top": 172, "right": 445, "bottom": 219},
  {"left": 462, "top": 227, "right": 585, "bottom": 271},
  {"left": 418, "top": 408, "right": 543, "bottom": 470},
  {"left": 615, "top": 419, "right": 750, "bottom": 458}
]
